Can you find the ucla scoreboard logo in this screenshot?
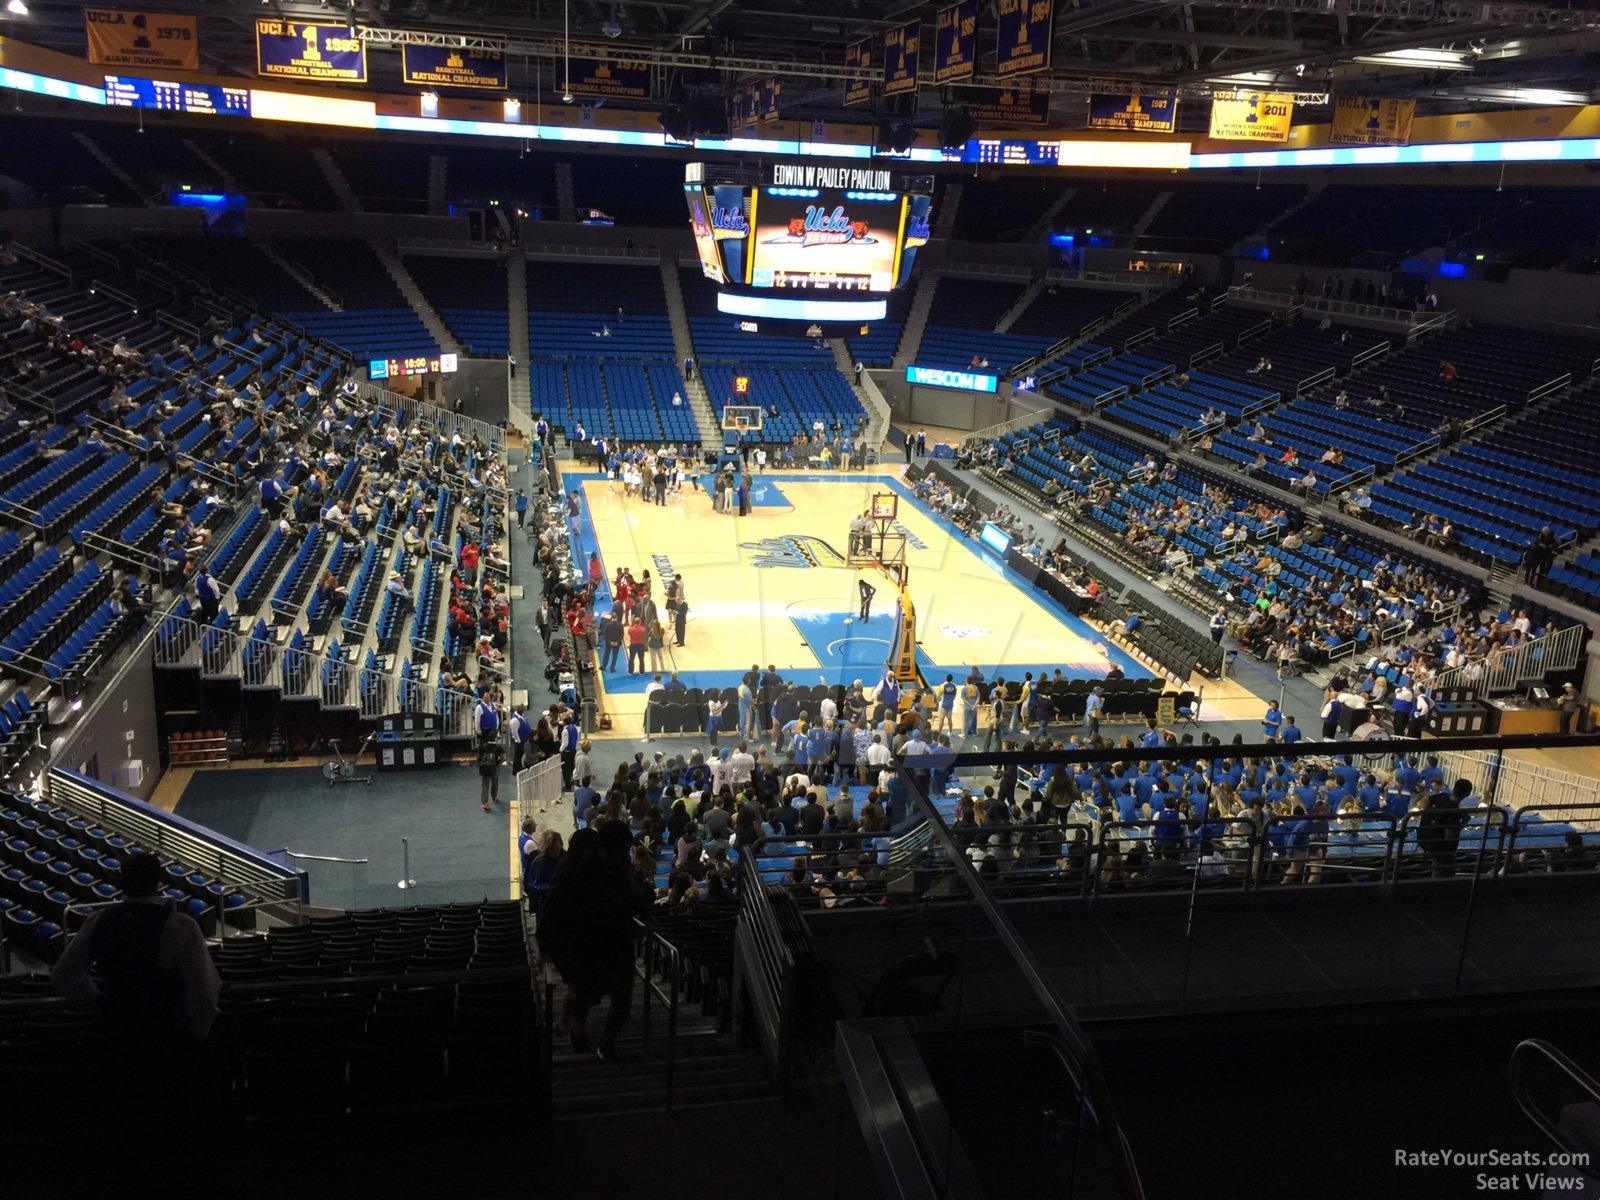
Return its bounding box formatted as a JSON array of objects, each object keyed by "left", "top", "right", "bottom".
[{"left": 710, "top": 204, "right": 749, "bottom": 239}]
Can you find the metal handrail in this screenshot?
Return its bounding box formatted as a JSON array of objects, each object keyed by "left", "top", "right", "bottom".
[
  {"left": 1510, "top": 1039, "right": 1600, "bottom": 1183},
  {"left": 635, "top": 922, "right": 682, "bottom": 1113}
]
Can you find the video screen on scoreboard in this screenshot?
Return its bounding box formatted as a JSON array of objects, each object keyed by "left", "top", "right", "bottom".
[
  {"left": 749, "top": 188, "right": 907, "bottom": 293},
  {"left": 684, "top": 185, "right": 726, "bottom": 284}
]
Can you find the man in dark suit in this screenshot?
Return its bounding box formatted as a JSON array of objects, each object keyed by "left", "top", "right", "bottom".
[
  {"left": 799, "top": 792, "right": 827, "bottom": 835},
  {"left": 1418, "top": 779, "right": 1471, "bottom": 877}
]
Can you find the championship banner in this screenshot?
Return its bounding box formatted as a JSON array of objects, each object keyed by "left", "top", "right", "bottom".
[
  {"left": 1088, "top": 88, "right": 1177, "bottom": 134},
  {"left": 756, "top": 76, "right": 782, "bottom": 122},
  {"left": 1208, "top": 89, "right": 1294, "bottom": 142},
  {"left": 843, "top": 37, "right": 873, "bottom": 106},
  {"left": 883, "top": 21, "right": 921, "bottom": 97},
  {"left": 255, "top": 20, "right": 366, "bottom": 83},
  {"left": 1329, "top": 94, "right": 1415, "bottom": 146},
  {"left": 933, "top": 0, "right": 977, "bottom": 85},
  {"left": 85, "top": 8, "right": 198, "bottom": 71},
  {"left": 401, "top": 45, "right": 506, "bottom": 90},
  {"left": 966, "top": 82, "right": 1050, "bottom": 126},
  {"left": 995, "top": 0, "right": 1052, "bottom": 79},
  {"left": 565, "top": 53, "right": 650, "bottom": 100}
]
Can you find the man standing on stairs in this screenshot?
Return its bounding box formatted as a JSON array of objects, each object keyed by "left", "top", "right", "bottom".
[
  {"left": 193, "top": 567, "right": 222, "bottom": 625},
  {"left": 507, "top": 351, "right": 517, "bottom": 379}
]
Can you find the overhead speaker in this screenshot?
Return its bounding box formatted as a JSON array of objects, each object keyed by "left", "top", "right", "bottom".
[
  {"left": 690, "top": 95, "right": 730, "bottom": 139},
  {"left": 876, "top": 120, "right": 916, "bottom": 153},
  {"left": 658, "top": 105, "right": 692, "bottom": 142},
  {"left": 940, "top": 106, "right": 978, "bottom": 149}
]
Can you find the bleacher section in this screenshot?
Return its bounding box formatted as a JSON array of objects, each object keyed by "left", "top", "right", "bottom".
[
  {"left": 918, "top": 277, "right": 1050, "bottom": 371},
  {"left": 845, "top": 289, "right": 910, "bottom": 367},
  {"left": 405, "top": 254, "right": 509, "bottom": 355},
  {"left": 1142, "top": 183, "right": 1306, "bottom": 251},
  {"left": 274, "top": 238, "right": 436, "bottom": 359},
  {"left": 0, "top": 116, "right": 142, "bottom": 206},
  {"left": 951, "top": 176, "right": 1065, "bottom": 241},
  {"left": 569, "top": 156, "right": 685, "bottom": 225},
  {"left": 187, "top": 130, "right": 341, "bottom": 212},
  {"left": 1270, "top": 185, "right": 1524, "bottom": 266},
  {"left": 143, "top": 239, "right": 324, "bottom": 315},
  {"left": 445, "top": 144, "right": 559, "bottom": 214},
  {"left": 1006, "top": 284, "right": 1132, "bottom": 341},
  {"left": 327, "top": 141, "right": 431, "bottom": 215}
]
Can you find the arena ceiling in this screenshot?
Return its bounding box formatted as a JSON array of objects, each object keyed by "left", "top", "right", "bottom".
[{"left": 10, "top": 0, "right": 1600, "bottom": 129}]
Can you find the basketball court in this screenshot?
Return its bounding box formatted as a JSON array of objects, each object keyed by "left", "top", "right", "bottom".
[{"left": 562, "top": 460, "right": 1153, "bottom": 737}]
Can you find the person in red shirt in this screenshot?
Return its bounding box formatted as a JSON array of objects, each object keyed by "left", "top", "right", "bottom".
[
  {"left": 626, "top": 616, "right": 647, "bottom": 674},
  {"left": 460, "top": 541, "right": 481, "bottom": 582},
  {"left": 588, "top": 552, "right": 603, "bottom": 587}
]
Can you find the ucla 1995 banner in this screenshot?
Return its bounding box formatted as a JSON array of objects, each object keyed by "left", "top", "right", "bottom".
[
  {"left": 1208, "top": 89, "right": 1294, "bottom": 142},
  {"left": 85, "top": 8, "right": 199, "bottom": 71},
  {"left": 1088, "top": 88, "right": 1178, "bottom": 134},
  {"left": 843, "top": 37, "right": 873, "bottom": 106},
  {"left": 564, "top": 53, "right": 650, "bottom": 100},
  {"left": 995, "top": 0, "right": 1052, "bottom": 79},
  {"left": 255, "top": 20, "right": 366, "bottom": 82},
  {"left": 401, "top": 45, "right": 506, "bottom": 90},
  {"left": 933, "top": 0, "right": 977, "bottom": 85},
  {"left": 883, "top": 21, "right": 921, "bottom": 97},
  {"left": 1329, "top": 94, "right": 1415, "bottom": 146}
]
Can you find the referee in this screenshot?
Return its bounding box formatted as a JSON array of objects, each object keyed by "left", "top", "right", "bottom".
[{"left": 859, "top": 578, "right": 876, "bottom": 623}]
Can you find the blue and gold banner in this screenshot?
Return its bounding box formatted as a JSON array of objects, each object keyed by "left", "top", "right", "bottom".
[
  {"left": 255, "top": 20, "right": 366, "bottom": 83},
  {"left": 401, "top": 45, "right": 506, "bottom": 90},
  {"left": 883, "top": 21, "right": 921, "bottom": 97},
  {"left": 1329, "top": 94, "right": 1415, "bottom": 146},
  {"left": 843, "top": 37, "right": 873, "bottom": 107},
  {"left": 995, "top": 0, "right": 1051, "bottom": 79},
  {"left": 966, "top": 82, "right": 1050, "bottom": 126},
  {"left": 933, "top": 0, "right": 977, "bottom": 85},
  {"left": 1208, "top": 89, "right": 1294, "bottom": 142},
  {"left": 85, "top": 8, "right": 199, "bottom": 71},
  {"left": 1088, "top": 87, "right": 1177, "bottom": 133},
  {"left": 565, "top": 52, "right": 650, "bottom": 100}
]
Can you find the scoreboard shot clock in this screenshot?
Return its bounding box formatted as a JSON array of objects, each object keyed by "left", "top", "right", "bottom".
[{"left": 369, "top": 352, "right": 459, "bottom": 380}]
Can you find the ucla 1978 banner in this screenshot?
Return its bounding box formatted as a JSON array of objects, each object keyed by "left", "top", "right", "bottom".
[
  {"left": 1329, "top": 94, "right": 1415, "bottom": 146},
  {"left": 933, "top": 0, "right": 977, "bottom": 85},
  {"left": 564, "top": 53, "right": 650, "bottom": 100},
  {"left": 255, "top": 20, "right": 366, "bottom": 82},
  {"left": 85, "top": 8, "right": 199, "bottom": 71},
  {"left": 995, "top": 0, "right": 1052, "bottom": 79},
  {"left": 965, "top": 83, "right": 1050, "bottom": 126},
  {"left": 1088, "top": 88, "right": 1177, "bottom": 134},
  {"left": 883, "top": 21, "right": 921, "bottom": 97},
  {"left": 1208, "top": 89, "right": 1294, "bottom": 142},
  {"left": 401, "top": 45, "right": 506, "bottom": 90},
  {"left": 843, "top": 37, "right": 873, "bottom": 106}
]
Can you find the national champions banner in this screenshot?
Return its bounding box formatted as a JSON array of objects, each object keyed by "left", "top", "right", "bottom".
[
  {"left": 85, "top": 8, "right": 199, "bottom": 71},
  {"left": 401, "top": 45, "right": 507, "bottom": 90},
  {"left": 1208, "top": 89, "right": 1294, "bottom": 143},
  {"left": 255, "top": 20, "right": 367, "bottom": 83},
  {"left": 1330, "top": 95, "right": 1416, "bottom": 146},
  {"left": 995, "top": 0, "right": 1052, "bottom": 79},
  {"left": 843, "top": 37, "right": 873, "bottom": 106},
  {"left": 883, "top": 21, "right": 921, "bottom": 97},
  {"left": 565, "top": 53, "right": 650, "bottom": 100},
  {"left": 966, "top": 83, "right": 1050, "bottom": 126},
  {"left": 933, "top": 0, "right": 977, "bottom": 85},
  {"left": 1088, "top": 87, "right": 1177, "bottom": 134}
]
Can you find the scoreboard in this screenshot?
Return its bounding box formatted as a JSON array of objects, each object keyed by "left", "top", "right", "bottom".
[
  {"left": 104, "top": 75, "right": 250, "bottom": 116},
  {"left": 369, "top": 352, "right": 459, "bottom": 380}
]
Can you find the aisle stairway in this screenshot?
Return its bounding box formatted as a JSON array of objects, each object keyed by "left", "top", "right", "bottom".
[
  {"left": 371, "top": 240, "right": 461, "bottom": 356},
  {"left": 554, "top": 163, "right": 578, "bottom": 223},
  {"left": 257, "top": 241, "right": 341, "bottom": 311},
  {"left": 660, "top": 261, "right": 721, "bottom": 444},
  {"left": 892, "top": 273, "right": 939, "bottom": 368},
  {"left": 427, "top": 154, "right": 448, "bottom": 216},
  {"left": 506, "top": 251, "right": 533, "bottom": 432},
  {"left": 310, "top": 147, "right": 362, "bottom": 213},
  {"left": 71, "top": 132, "right": 146, "bottom": 205}
]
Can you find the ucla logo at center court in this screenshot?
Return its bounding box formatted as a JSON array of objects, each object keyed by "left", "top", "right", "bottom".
[{"left": 741, "top": 535, "right": 846, "bottom": 569}]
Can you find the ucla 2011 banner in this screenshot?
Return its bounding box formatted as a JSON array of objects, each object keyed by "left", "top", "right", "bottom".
[
  {"left": 565, "top": 53, "right": 650, "bottom": 100},
  {"left": 965, "top": 83, "right": 1050, "bottom": 126},
  {"left": 933, "top": 0, "right": 977, "bottom": 85},
  {"left": 255, "top": 20, "right": 366, "bottom": 83},
  {"left": 1088, "top": 88, "right": 1177, "bottom": 134},
  {"left": 995, "top": 0, "right": 1052, "bottom": 79},
  {"left": 1208, "top": 89, "right": 1294, "bottom": 143},
  {"left": 1329, "top": 94, "right": 1416, "bottom": 146},
  {"left": 401, "top": 45, "right": 506, "bottom": 90},
  {"left": 85, "top": 8, "right": 199, "bottom": 71},
  {"left": 883, "top": 21, "right": 921, "bottom": 97},
  {"left": 843, "top": 37, "right": 873, "bottom": 106}
]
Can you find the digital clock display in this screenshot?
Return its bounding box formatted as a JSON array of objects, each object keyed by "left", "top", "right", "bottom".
[{"left": 369, "top": 352, "right": 459, "bottom": 380}]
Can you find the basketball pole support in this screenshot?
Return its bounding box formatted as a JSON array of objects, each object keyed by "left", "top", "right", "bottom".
[{"left": 850, "top": 517, "right": 918, "bottom": 687}]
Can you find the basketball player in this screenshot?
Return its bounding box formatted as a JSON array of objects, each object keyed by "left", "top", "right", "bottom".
[
  {"left": 937, "top": 674, "right": 957, "bottom": 735},
  {"left": 858, "top": 578, "right": 876, "bottom": 622}
]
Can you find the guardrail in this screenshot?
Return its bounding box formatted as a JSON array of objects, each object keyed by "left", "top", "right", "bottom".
[
  {"left": 1298, "top": 365, "right": 1337, "bottom": 396},
  {"left": 1463, "top": 402, "right": 1506, "bottom": 434},
  {"left": 1352, "top": 341, "right": 1391, "bottom": 369},
  {"left": 1428, "top": 622, "right": 1587, "bottom": 696},
  {"left": 1393, "top": 432, "right": 1442, "bottom": 469},
  {"left": 87, "top": 277, "right": 140, "bottom": 312},
  {"left": 1226, "top": 286, "right": 1451, "bottom": 330},
  {"left": 1527, "top": 371, "right": 1572, "bottom": 404},
  {"left": 524, "top": 243, "right": 662, "bottom": 264},
  {"left": 46, "top": 766, "right": 305, "bottom": 903}
]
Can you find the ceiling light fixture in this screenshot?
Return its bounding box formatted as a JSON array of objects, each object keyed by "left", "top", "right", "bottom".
[
  {"left": 5, "top": 0, "right": 30, "bottom": 15},
  {"left": 562, "top": 0, "right": 572, "bottom": 105}
]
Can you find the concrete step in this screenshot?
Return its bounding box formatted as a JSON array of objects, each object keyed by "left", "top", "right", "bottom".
[{"left": 310, "top": 147, "right": 362, "bottom": 213}]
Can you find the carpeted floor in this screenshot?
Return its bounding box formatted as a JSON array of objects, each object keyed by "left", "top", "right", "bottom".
[{"left": 175, "top": 765, "right": 513, "bottom": 909}]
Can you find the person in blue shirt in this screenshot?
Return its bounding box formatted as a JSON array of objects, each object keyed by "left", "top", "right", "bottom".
[
  {"left": 1334, "top": 756, "right": 1360, "bottom": 795},
  {"left": 1262, "top": 704, "right": 1282, "bottom": 741},
  {"left": 508, "top": 703, "right": 533, "bottom": 773},
  {"left": 938, "top": 675, "right": 958, "bottom": 736},
  {"left": 1083, "top": 686, "right": 1104, "bottom": 736},
  {"left": 1139, "top": 720, "right": 1163, "bottom": 750},
  {"left": 1418, "top": 755, "right": 1445, "bottom": 790},
  {"left": 1358, "top": 775, "right": 1383, "bottom": 812},
  {"left": 515, "top": 489, "right": 528, "bottom": 527}
]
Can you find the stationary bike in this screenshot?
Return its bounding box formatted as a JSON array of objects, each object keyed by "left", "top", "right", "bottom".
[{"left": 321, "top": 732, "right": 377, "bottom": 787}]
